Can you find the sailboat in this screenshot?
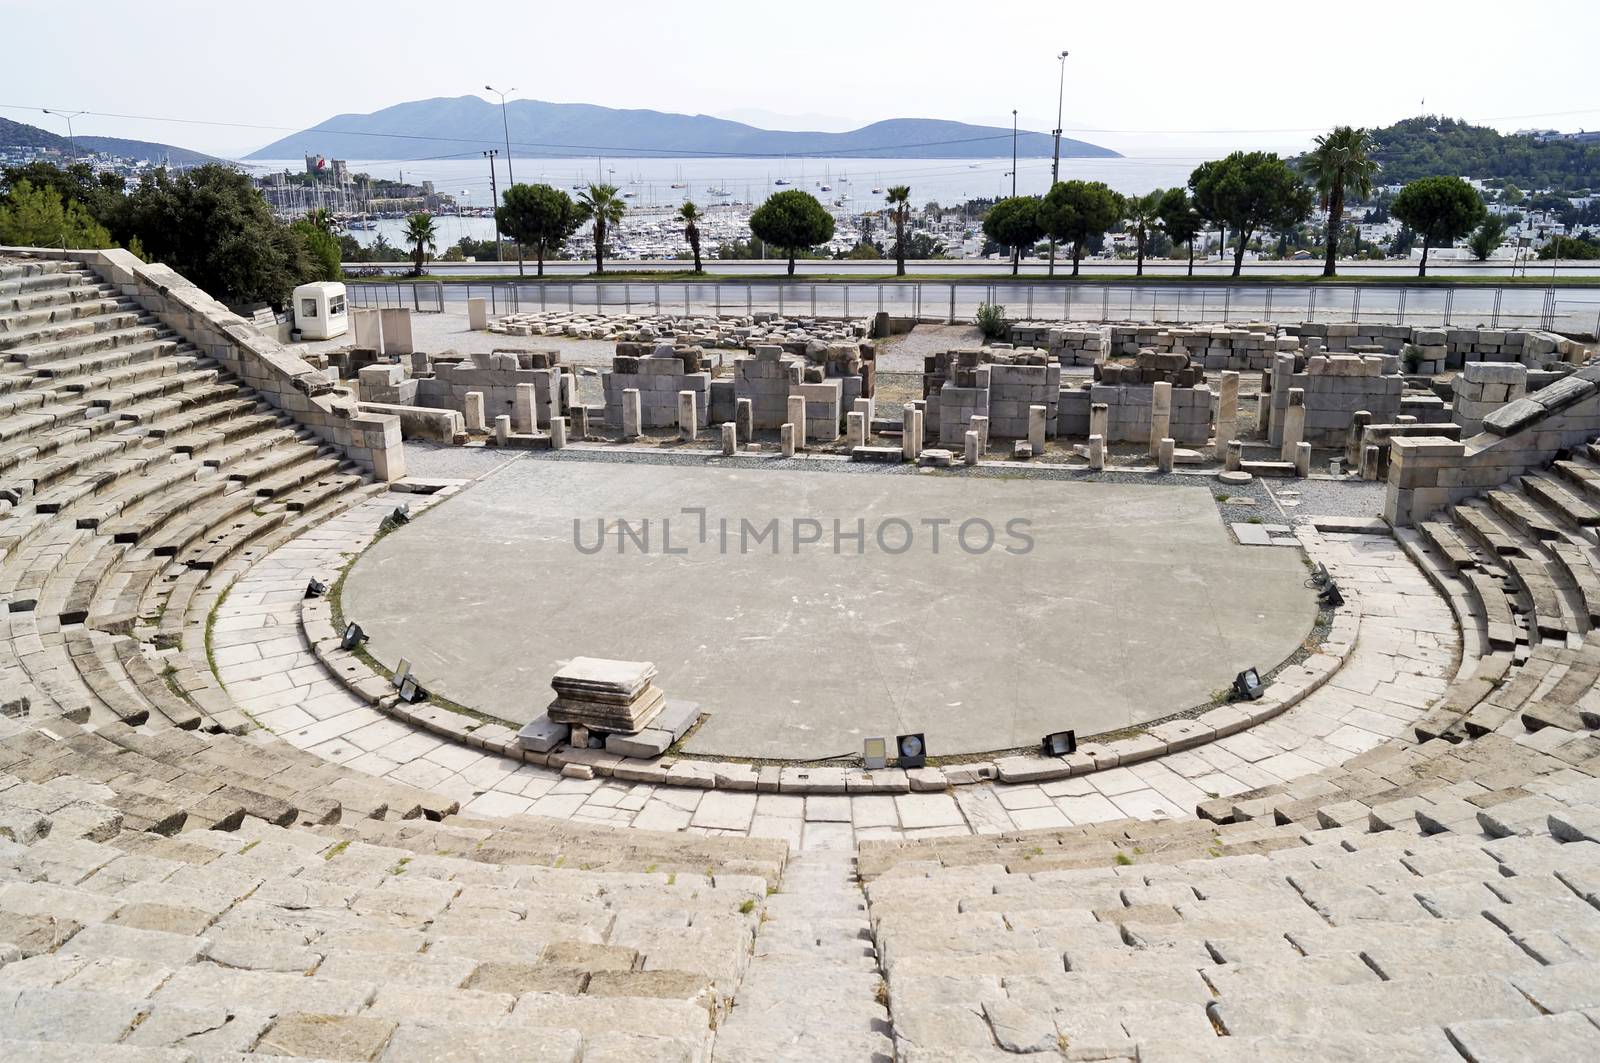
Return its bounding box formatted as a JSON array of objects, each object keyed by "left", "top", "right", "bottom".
[{"left": 670, "top": 164, "right": 686, "bottom": 190}]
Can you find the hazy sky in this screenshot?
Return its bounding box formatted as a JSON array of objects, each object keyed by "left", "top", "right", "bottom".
[{"left": 4, "top": 0, "right": 1597, "bottom": 159}]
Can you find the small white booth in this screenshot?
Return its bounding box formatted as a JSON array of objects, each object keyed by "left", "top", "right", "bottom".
[{"left": 292, "top": 281, "right": 348, "bottom": 340}]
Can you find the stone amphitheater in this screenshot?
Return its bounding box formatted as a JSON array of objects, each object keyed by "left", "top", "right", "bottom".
[{"left": 3, "top": 246, "right": 1600, "bottom": 1061}]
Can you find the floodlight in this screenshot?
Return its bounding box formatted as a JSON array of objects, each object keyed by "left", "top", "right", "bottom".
[
  {"left": 1309, "top": 562, "right": 1330, "bottom": 586},
  {"left": 1042, "top": 729, "right": 1077, "bottom": 757},
  {"left": 1232, "top": 668, "right": 1264, "bottom": 701},
  {"left": 397, "top": 676, "right": 427, "bottom": 704},
  {"left": 862, "top": 737, "right": 888, "bottom": 771},
  {"left": 340, "top": 622, "right": 368, "bottom": 652},
  {"left": 388, "top": 504, "right": 411, "bottom": 526},
  {"left": 1318, "top": 580, "right": 1345, "bottom": 608},
  {"left": 392, "top": 658, "right": 411, "bottom": 687},
  {"left": 305, "top": 578, "right": 327, "bottom": 599},
  {"left": 896, "top": 733, "right": 927, "bottom": 769}
]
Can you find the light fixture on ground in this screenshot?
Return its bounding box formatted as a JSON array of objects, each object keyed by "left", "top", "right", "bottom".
[
  {"left": 1041, "top": 729, "right": 1077, "bottom": 757},
  {"left": 386, "top": 504, "right": 411, "bottom": 527},
  {"left": 1232, "top": 667, "right": 1264, "bottom": 701},
  {"left": 392, "top": 658, "right": 411, "bottom": 687},
  {"left": 340, "top": 622, "right": 368, "bottom": 652},
  {"left": 304, "top": 578, "right": 327, "bottom": 599},
  {"left": 397, "top": 676, "right": 427, "bottom": 704},
  {"left": 896, "top": 733, "right": 927, "bottom": 769},
  {"left": 862, "top": 737, "right": 888, "bottom": 771},
  {"left": 1317, "top": 579, "right": 1345, "bottom": 608}
]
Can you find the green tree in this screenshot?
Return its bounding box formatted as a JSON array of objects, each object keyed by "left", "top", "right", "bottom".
[
  {"left": 575, "top": 184, "right": 627, "bottom": 274},
  {"left": 1189, "top": 151, "right": 1314, "bottom": 276},
  {"left": 0, "top": 161, "right": 125, "bottom": 232},
  {"left": 747, "top": 190, "right": 835, "bottom": 276},
  {"left": 289, "top": 218, "right": 341, "bottom": 281},
  {"left": 885, "top": 185, "right": 911, "bottom": 276},
  {"left": 121, "top": 164, "right": 304, "bottom": 306},
  {"left": 1467, "top": 215, "right": 1509, "bottom": 261},
  {"left": 497, "top": 183, "right": 578, "bottom": 277},
  {"left": 1158, "top": 188, "right": 1204, "bottom": 276},
  {"left": 1038, "top": 180, "right": 1124, "bottom": 277},
  {"left": 677, "top": 201, "right": 703, "bottom": 273},
  {"left": 1303, "top": 126, "right": 1378, "bottom": 277},
  {"left": 304, "top": 207, "right": 335, "bottom": 234},
  {"left": 1122, "top": 189, "right": 1165, "bottom": 277},
  {"left": 1538, "top": 235, "right": 1600, "bottom": 260},
  {"left": 402, "top": 213, "right": 438, "bottom": 276},
  {"left": 1501, "top": 181, "right": 1524, "bottom": 205},
  {"left": 1389, "top": 176, "right": 1485, "bottom": 276},
  {"left": 0, "top": 178, "right": 112, "bottom": 249},
  {"left": 981, "top": 196, "right": 1042, "bottom": 276}
]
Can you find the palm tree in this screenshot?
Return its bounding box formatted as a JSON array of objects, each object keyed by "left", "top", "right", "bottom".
[
  {"left": 576, "top": 184, "right": 626, "bottom": 274},
  {"left": 885, "top": 185, "right": 911, "bottom": 277},
  {"left": 1304, "top": 126, "right": 1378, "bottom": 278},
  {"left": 402, "top": 213, "right": 437, "bottom": 277},
  {"left": 306, "top": 207, "right": 334, "bottom": 234},
  {"left": 1123, "top": 190, "right": 1164, "bottom": 277},
  {"left": 677, "top": 201, "right": 703, "bottom": 273}
]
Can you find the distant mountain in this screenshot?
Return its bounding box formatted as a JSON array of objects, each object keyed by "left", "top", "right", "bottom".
[
  {"left": 245, "top": 96, "right": 1119, "bottom": 161},
  {"left": 0, "top": 117, "right": 219, "bottom": 167}
]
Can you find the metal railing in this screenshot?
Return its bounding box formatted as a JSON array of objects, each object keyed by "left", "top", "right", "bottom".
[{"left": 342, "top": 280, "right": 1600, "bottom": 336}]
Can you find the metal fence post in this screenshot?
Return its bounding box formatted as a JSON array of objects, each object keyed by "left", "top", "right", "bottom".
[
  {"left": 1307, "top": 288, "right": 1316, "bottom": 321},
  {"left": 1265, "top": 287, "right": 1273, "bottom": 321},
  {"left": 1222, "top": 288, "right": 1231, "bottom": 321},
  {"left": 811, "top": 284, "right": 817, "bottom": 318},
  {"left": 1491, "top": 289, "right": 1501, "bottom": 328},
  {"left": 844, "top": 286, "right": 850, "bottom": 319},
  {"left": 1443, "top": 289, "right": 1453, "bottom": 326},
  {"left": 778, "top": 287, "right": 784, "bottom": 316},
  {"left": 568, "top": 284, "right": 574, "bottom": 312},
  {"left": 1026, "top": 287, "right": 1034, "bottom": 317},
  {"left": 1396, "top": 288, "right": 1406, "bottom": 325},
  {"left": 949, "top": 286, "right": 956, "bottom": 324},
  {"left": 1352, "top": 288, "right": 1361, "bottom": 322},
  {"left": 747, "top": 286, "right": 752, "bottom": 315},
  {"left": 1102, "top": 287, "right": 1110, "bottom": 321},
  {"left": 654, "top": 284, "right": 661, "bottom": 315}
]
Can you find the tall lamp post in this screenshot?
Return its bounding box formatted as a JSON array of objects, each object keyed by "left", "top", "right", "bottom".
[
  {"left": 1049, "top": 50, "right": 1068, "bottom": 276},
  {"left": 43, "top": 108, "right": 87, "bottom": 158},
  {"left": 1011, "top": 109, "right": 1018, "bottom": 197},
  {"left": 483, "top": 149, "right": 502, "bottom": 265},
  {"left": 485, "top": 85, "right": 524, "bottom": 276}
]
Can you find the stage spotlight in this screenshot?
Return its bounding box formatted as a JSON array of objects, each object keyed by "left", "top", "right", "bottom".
[
  {"left": 862, "top": 737, "right": 888, "bottom": 771},
  {"left": 392, "top": 658, "right": 411, "bottom": 688},
  {"left": 1318, "top": 580, "right": 1345, "bottom": 608},
  {"left": 340, "top": 622, "right": 368, "bottom": 652},
  {"left": 391, "top": 504, "right": 411, "bottom": 525},
  {"left": 1232, "top": 668, "right": 1264, "bottom": 701},
  {"left": 896, "top": 733, "right": 927, "bottom": 770},
  {"left": 304, "top": 578, "right": 327, "bottom": 599},
  {"left": 1042, "top": 729, "right": 1077, "bottom": 757},
  {"left": 397, "top": 676, "right": 427, "bottom": 704},
  {"left": 1309, "top": 562, "right": 1330, "bottom": 586}
]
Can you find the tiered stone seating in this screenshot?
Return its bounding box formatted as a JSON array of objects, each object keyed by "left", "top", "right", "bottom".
[
  {"left": 0, "top": 257, "right": 376, "bottom": 735},
  {"left": 0, "top": 716, "right": 785, "bottom": 1060}
]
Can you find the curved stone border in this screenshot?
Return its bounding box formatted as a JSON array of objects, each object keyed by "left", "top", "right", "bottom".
[{"left": 299, "top": 499, "right": 1363, "bottom": 795}]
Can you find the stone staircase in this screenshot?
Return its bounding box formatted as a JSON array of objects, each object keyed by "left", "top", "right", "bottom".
[{"left": 0, "top": 256, "right": 379, "bottom": 735}]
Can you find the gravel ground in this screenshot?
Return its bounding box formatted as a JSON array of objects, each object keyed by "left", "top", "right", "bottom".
[
  {"left": 874, "top": 323, "right": 986, "bottom": 373},
  {"left": 1268, "top": 476, "right": 1389, "bottom": 521}
]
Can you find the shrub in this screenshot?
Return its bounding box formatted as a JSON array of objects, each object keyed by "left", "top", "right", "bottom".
[
  {"left": 1402, "top": 344, "right": 1423, "bottom": 374},
  {"left": 975, "top": 302, "right": 1007, "bottom": 340}
]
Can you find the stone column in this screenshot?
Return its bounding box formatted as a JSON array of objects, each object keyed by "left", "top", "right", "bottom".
[
  {"left": 622, "top": 388, "right": 642, "bottom": 441},
  {"left": 1295, "top": 440, "right": 1312, "bottom": 478},
  {"left": 970, "top": 415, "right": 990, "bottom": 455},
  {"left": 1150, "top": 381, "right": 1173, "bottom": 457},
  {"left": 854, "top": 397, "right": 875, "bottom": 427},
  {"left": 1280, "top": 388, "right": 1305, "bottom": 463},
  {"left": 1158, "top": 437, "right": 1175, "bottom": 473},
  {"left": 736, "top": 398, "right": 754, "bottom": 442},
  {"left": 514, "top": 383, "right": 537, "bottom": 434},
  {"left": 1089, "top": 402, "right": 1109, "bottom": 443},
  {"left": 721, "top": 422, "right": 737, "bottom": 456},
  {"left": 561, "top": 373, "right": 577, "bottom": 419},
  {"left": 494, "top": 414, "right": 511, "bottom": 446},
  {"left": 466, "top": 297, "right": 488, "bottom": 330},
  {"left": 1362, "top": 444, "right": 1381, "bottom": 481},
  {"left": 1215, "top": 371, "right": 1239, "bottom": 452},
  {"left": 1088, "top": 433, "right": 1105, "bottom": 471},
  {"left": 911, "top": 408, "right": 925, "bottom": 459},
  {"left": 780, "top": 422, "right": 796, "bottom": 457},
  {"left": 847, "top": 411, "right": 867, "bottom": 448},
  {"left": 1347, "top": 410, "right": 1373, "bottom": 466},
  {"left": 550, "top": 416, "right": 567, "bottom": 450},
  {"left": 678, "top": 391, "right": 699, "bottom": 442},
  {"left": 1028, "top": 404, "right": 1047, "bottom": 456},
  {"left": 464, "top": 391, "right": 486, "bottom": 433},
  {"left": 964, "top": 430, "right": 980, "bottom": 466},
  {"left": 571, "top": 406, "right": 589, "bottom": 440},
  {"left": 1257, "top": 366, "right": 1275, "bottom": 433},
  {"left": 1226, "top": 439, "right": 1243, "bottom": 472},
  {"left": 902, "top": 404, "right": 918, "bottom": 461},
  {"left": 787, "top": 395, "right": 808, "bottom": 450}
]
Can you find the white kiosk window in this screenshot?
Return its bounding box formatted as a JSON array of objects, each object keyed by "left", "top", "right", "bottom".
[
  {"left": 300, "top": 298, "right": 319, "bottom": 319},
  {"left": 329, "top": 295, "right": 346, "bottom": 316}
]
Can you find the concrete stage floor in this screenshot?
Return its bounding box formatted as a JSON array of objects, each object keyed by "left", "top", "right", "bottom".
[{"left": 341, "top": 458, "right": 1318, "bottom": 760}]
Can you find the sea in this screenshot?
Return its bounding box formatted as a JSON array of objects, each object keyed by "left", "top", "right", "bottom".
[{"left": 244, "top": 155, "right": 1207, "bottom": 248}]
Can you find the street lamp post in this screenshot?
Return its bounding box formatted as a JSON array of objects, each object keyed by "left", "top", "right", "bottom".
[
  {"left": 483, "top": 149, "right": 502, "bottom": 264},
  {"left": 485, "top": 85, "right": 524, "bottom": 276},
  {"left": 1049, "top": 50, "right": 1068, "bottom": 276},
  {"left": 43, "top": 108, "right": 87, "bottom": 158},
  {"left": 1011, "top": 109, "right": 1018, "bottom": 198}
]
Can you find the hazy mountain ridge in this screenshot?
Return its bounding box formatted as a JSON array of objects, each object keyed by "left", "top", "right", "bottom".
[
  {"left": 0, "top": 117, "right": 220, "bottom": 167},
  {"left": 245, "top": 95, "right": 1119, "bottom": 161}
]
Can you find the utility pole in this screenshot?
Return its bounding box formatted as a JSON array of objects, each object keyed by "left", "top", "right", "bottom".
[
  {"left": 483, "top": 149, "right": 502, "bottom": 265},
  {"left": 1049, "top": 50, "right": 1068, "bottom": 276},
  {"left": 42, "top": 108, "right": 86, "bottom": 158},
  {"left": 1011, "top": 110, "right": 1018, "bottom": 198},
  {"left": 486, "top": 85, "right": 524, "bottom": 275}
]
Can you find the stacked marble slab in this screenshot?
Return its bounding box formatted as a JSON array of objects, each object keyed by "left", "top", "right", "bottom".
[{"left": 548, "top": 657, "right": 665, "bottom": 733}]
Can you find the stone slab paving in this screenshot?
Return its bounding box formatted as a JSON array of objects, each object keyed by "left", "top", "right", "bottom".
[{"left": 211, "top": 485, "right": 1457, "bottom": 849}]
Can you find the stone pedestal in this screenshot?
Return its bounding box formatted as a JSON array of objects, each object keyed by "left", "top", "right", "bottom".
[
  {"left": 902, "top": 404, "right": 918, "bottom": 461},
  {"left": 1089, "top": 433, "right": 1105, "bottom": 471},
  {"left": 515, "top": 383, "right": 537, "bottom": 434},
  {"left": 1280, "top": 388, "right": 1306, "bottom": 462},
  {"left": 847, "top": 411, "right": 866, "bottom": 448},
  {"left": 1295, "top": 440, "right": 1312, "bottom": 478},
  {"left": 787, "top": 395, "right": 808, "bottom": 449},
  {"left": 494, "top": 414, "right": 511, "bottom": 446},
  {"left": 1226, "top": 439, "right": 1243, "bottom": 472},
  {"left": 964, "top": 430, "right": 980, "bottom": 466},
  {"left": 911, "top": 408, "right": 924, "bottom": 459},
  {"left": 1028, "top": 404, "right": 1047, "bottom": 456},
  {"left": 622, "top": 388, "right": 642, "bottom": 441},
  {"left": 467, "top": 297, "right": 488, "bottom": 330},
  {"left": 1089, "top": 401, "right": 1109, "bottom": 443},
  {"left": 780, "top": 422, "right": 796, "bottom": 457},
  {"left": 464, "top": 391, "right": 486, "bottom": 433},
  {"left": 970, "top": 415, "right": 990, "bottom": 455},
  {"left": 571, "top": 406, "right": 589, "bottom": 440},
  {"left": 550, "top": 416, "right": 567, "bottom": 450},
  {"left": 1150, "top": 381, "right": 1173, "bottom": 457},
  {"left": 736, "top": 397, "right": 754, "bottom": 442},
  {"left": 721, "top": 422, "right": 737, "bottom": 456},
  {"left": 1158, "top": 437, "right": 1175, "bottom": 473},
  {"left": 678, "top": 390, "right": 699, "bottom": 442}
]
